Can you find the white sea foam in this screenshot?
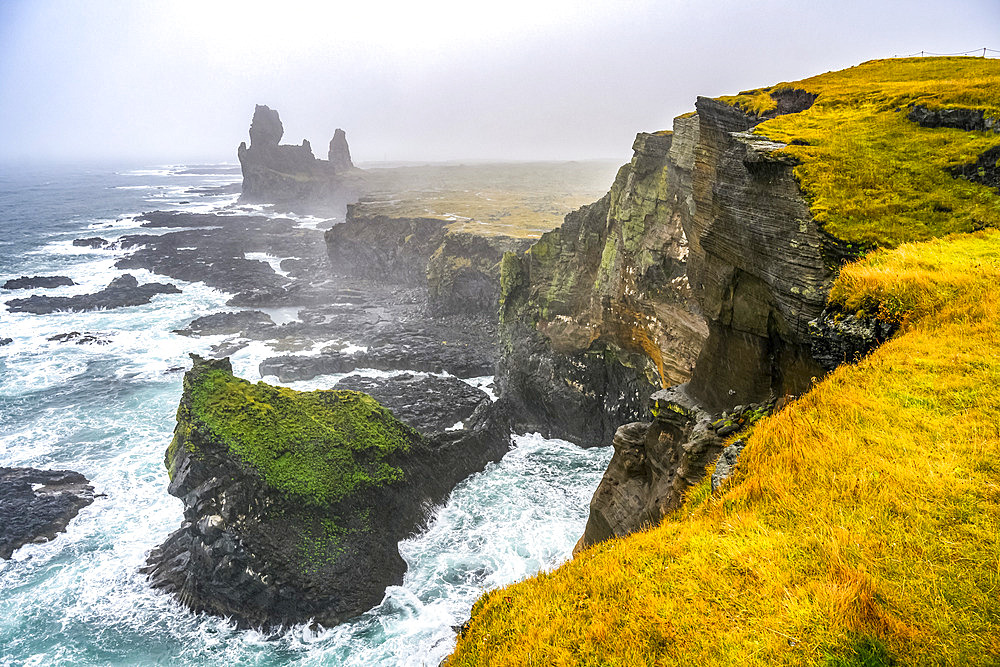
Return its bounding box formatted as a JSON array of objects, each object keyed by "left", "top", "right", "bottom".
[{"left": 244, "top": 252, "right": 295, "bottom": 278}]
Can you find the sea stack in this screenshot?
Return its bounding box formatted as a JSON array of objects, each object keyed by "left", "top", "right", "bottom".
[
  {"left": 144, "top": 355, "right": 509, "bottom": 628},
  {"left": 236, "top": 105, "right": 361, "bottom": 209},
  {"left": 328, "top": 128, "right": 353, "bottom": 171}
]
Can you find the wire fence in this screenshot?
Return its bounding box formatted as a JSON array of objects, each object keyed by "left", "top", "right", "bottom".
[{"left": 893, "top": 47, "right": 1000, "bottom": 58}]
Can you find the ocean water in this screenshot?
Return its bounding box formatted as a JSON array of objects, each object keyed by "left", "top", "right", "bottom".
[{"left": 0, "top": 163, "right": 611, "bottom": 666}]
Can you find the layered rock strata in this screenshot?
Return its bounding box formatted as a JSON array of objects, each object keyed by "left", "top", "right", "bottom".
[
  {"left": 495, "top": 130, "right": 708, "bottom": 446},
  {"left": 505, "top": 90, "right": 863, "bottom": 546},
  {"left": 145, "top": 356, "right": 508, "bottom": 629}
]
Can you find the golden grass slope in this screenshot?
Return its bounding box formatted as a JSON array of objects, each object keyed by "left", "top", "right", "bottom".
[
  {"left": 725, "top": 57, "right": 1000, "bottom": 247},
  {"left": 449, "top": 229, "right": 1000, "bottom": 665}
]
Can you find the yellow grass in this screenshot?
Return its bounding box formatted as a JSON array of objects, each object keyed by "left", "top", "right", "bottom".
[
  {"left": 448, "top": 229, "right": 1000, "bottom": 665},
  {"left": 357, "top": 161, "right": 619, "bottom": 239},
  {"left": 727, "top": 57, "right": 1000, "bottom": 247}
]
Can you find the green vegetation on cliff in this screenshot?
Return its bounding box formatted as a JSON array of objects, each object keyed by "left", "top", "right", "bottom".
[
  {"left": 726, "top": 57, "right": 1000, "bottom": 247},
  {"left": 185, "top": 367, "right": 418, "bottom": 505}
]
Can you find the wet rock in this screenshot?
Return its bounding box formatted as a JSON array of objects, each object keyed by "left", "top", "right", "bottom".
[
  {"left": 0, "top": 338, "right": 12, "bottom": 346},
  {"left": 260, "top": 332, "right": 494, "bottom": 383},
  {"left": 6, "top": 274, "right": 180, "bottom": 314},
  {"left": 3, "top": 275, "right": 75, "bottom": 290},
  {"left": 47, "top": 331, "right": 113, "bottom": 345},
  {"left": 334, "top": 373, "right": 489, "bottom": 435},
  {"left": 174, "top": 310, "right": 277, "bottom": 337},
  {"left": 0, "top": 467, "right": 96, "bottom": 559},
  {"left": 72, "top": 237, "right": 110, "bottom": 249}
]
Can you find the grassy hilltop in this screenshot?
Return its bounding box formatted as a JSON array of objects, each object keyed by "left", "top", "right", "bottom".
[{"left": 448, "top": 57, "right": 1000, "bottom": 665}]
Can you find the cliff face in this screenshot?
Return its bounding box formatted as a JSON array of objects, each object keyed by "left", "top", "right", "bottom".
[
  {"left": 237, "top": 105, "right": 361, "bottom": 209},
  {"left": 145, "top": 355, "right": 508, "bottom": 628},
  {"left": 683, "top": 96, "right": 832, "bottom": 412},
  {"left": 495, "top": 130, "right": 707, "bottom": 446},
  {"left": 324, "top": 207, "right": 533, "bottom": 317},
  {"left": 498, "top": 92, "right": 846, "bottom": 543}
]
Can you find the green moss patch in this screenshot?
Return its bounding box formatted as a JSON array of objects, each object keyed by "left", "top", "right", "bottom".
[{"left": 187, "top": 368, "right": 418, "bottom": 505}]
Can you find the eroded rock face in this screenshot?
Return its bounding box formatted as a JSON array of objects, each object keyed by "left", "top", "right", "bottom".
[
  {"left": 324, "top": 209, "right": 532, "bottom": 317},
  {"left": 575, "top": 387, "right": 720, "bottom": 551},
  {"left": 144, "top": 355, "right": 509, "bottom": 629},
  {"left": 0, "top": 467, "right": 95, "bottom": 559},
  {"left": 328, "top": 128, "right": 354, "bottom": 171},
  {"left": 5, "top": 274, "right": 180, "bottom": 314},
  {"left": 495, "top": 131, "right": 707, "bottom": 446}
]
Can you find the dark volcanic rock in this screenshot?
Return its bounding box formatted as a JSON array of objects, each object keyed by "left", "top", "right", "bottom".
[
  {"left": 334, "top": 373, "right": 489, "bottom": 434},
  {"left": 48, "top": 331, "right": 113, "bottom": 345},
  {"left": 908, "top": 104, "right": 1000, "bottom": 133},
  {"left": 6, "top": 274, "right": 180, "bottom": 314},
  {"left": 0, "top": 467, "right": 96, "bottom": 559},
  {"left": 144, "top": 356, "right": 509, "bottom": 629},
  {"left": 808, "top": 308, "right": 898, "bottom": 372},
  {"left": 260, "top": 330, "right": 495, "bottom": 383},
  {"left": 0, "top": 338, "right": 12, "bottom": 346},
  {"left": 72, "top": 237, "right": 111, "bottom": 249},
  {"left": 174, "top": 310, "right": 277, "bottom": 337},
  {"left": 3, "top": 275, "right": 75, "bottom": 290},
  {"left": 237, "top": 105, "right": 362, "bottom": 210}
]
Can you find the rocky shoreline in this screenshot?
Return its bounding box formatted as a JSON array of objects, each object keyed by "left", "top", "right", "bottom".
[{"left": 0, "top": 467, "right": 96, "bottom": 559}]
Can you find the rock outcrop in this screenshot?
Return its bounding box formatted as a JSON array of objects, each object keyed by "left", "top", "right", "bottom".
[
  {"left": 324, "top": 208, "right": 532, "bottom": 317},
  {"left": 3, "top": 275, "right": 75, "bottom": 290},
  {"left": 237, "top": 105, "right": 361, "bottom": 210},
  {"left": 144, "top": 355, "right": 508, "bottom": 629},
  {"left": 0, "top": 467, "right": 96, "bottom": 559},
  {"left": 5, "top": 274, "right": 180, "bottom": 314},
  {"left": 328, "top": 128, "right": 353, "bottom": 171},
  {"left": 503, "top": 89, "right": 856, "bottom": 545}
]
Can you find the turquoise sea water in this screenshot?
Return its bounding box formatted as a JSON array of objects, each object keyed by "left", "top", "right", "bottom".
[{"left": 0, "top": 164, "right": 612, "bottom": 666}]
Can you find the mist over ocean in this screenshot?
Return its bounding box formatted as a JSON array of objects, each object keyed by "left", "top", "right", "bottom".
[{"left": 0, "top": 164, "right": 611, "bottom": 666}]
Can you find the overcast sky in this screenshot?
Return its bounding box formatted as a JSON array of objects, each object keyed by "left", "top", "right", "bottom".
[{"left": 0, "top": 0, "right": 997, "bottom": 165}]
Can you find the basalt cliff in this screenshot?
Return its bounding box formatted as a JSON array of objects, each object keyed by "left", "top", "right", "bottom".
[{"left": 450, "top": 57, "right": 1000, "bottom": 665}]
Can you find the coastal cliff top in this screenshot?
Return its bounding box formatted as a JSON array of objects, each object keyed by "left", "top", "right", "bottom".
[
  {"left": 721, "top": 56, "right": 1000, "bottom": 247},
  {"left": 353, "top": 161, "right": 619, "bottom": 238}
]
